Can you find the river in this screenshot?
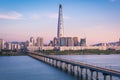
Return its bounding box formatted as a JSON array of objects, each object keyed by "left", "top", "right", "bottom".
[
  {"left": 0, "top": 54, "right": 120, "bottom": 80},
  {"left": 0, "top": 56, "right": 77, "bottom": 80}
]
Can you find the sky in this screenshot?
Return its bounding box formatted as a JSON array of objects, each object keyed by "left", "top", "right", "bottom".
[{"left": 0, "top": 0, "right": 120, "bottom": 45}]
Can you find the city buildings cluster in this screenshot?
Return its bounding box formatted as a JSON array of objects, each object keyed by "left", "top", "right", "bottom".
[
  {"left": 25, "top": 37, "right": 43, "bottom": 47},
  {"left": 51, "top": 37, "right": 86, "bottom": 46},
  {"left": 0, "top": 39, "right": 24, "bottom": 51}
]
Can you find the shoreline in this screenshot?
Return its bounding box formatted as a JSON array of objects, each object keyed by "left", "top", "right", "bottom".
[
  {"left": 37, "top": 49, "right": 120, "bottom": 55},
  {"left": 0, "top": 51, "right": 26, "bottom": 56}
]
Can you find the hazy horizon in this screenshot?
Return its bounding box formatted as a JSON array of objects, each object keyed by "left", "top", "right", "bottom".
[{"left": 0, "top": 0, "right": 120, "bottom": 45}]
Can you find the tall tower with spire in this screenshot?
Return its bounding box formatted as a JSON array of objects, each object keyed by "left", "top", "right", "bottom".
[{"left": 57, "top": 4, "right": 64, "bottom": 38}]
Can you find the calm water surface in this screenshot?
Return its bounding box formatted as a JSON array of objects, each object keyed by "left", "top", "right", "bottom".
[
  {"left": 0, "top": 55, "right": 120, "bottom": 80},
  {"left": 0, "top": 56, "right": 78, "bottom": 80}
]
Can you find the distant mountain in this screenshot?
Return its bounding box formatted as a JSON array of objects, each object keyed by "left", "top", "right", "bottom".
[
  {"left": 92, "top": 41, "right": 120, "bottom": 46},
  {"left": 92, "top": 43, "right": 103, "bottom": 46},
  {"left": 107, "top": 41, "right": 120, "bottom": 46}
]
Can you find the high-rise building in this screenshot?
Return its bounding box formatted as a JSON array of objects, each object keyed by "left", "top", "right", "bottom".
[
  {"left": 80, "top": 38, "right": 86, "bottom": 46},
  {"left": 53, "top": 37, "right": 59, "bottom": 46},
  {"left": 36, "top": 37, "right": 43, "bottom": 47},
  {"left": 67, "top": 37, "right": 74, "bottom": 46},
  {"left": 25, "top": 40, "right": 29, "bottom": 47},
  {"left": 30, "top": 37, "right": 35, "bottom": 46},
  {"left": 5, "top": 42, "right": 12, "bottom": 50},
  {"left": 11, "top": 43, "right": 21, "bottom": 50},
  {"left": 57, "top": 4, "right": 64, "bottom": 38},
  {"left": 60, "top": 37, "right": 67, "bottom": 46},
  {"left": 73, "top": 37, "right": 79, "bottom": 46},
  {"left": 49, "top": 40, "right": 54, "bottom": 46},
  {"left": 0, "top": 39, "right": 4, "bottom": 50}
]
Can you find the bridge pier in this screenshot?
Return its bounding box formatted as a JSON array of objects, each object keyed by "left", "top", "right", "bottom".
[
  {"left": 49, "top": 58, "right": 50, "bottom": 64},
  {"left": 70, "top": 64, "right": 72, "bottom": 74},
  {"left": 110, "top": 75, "right": 112, "bottom": 80},
  {"left": 77, "top": 66, "right": 80, "bottom": 77},
  {"left": 55, "top": 60, "right": 58, "bottom": 67},
  {"left": 103, "top": 74, "right": 107, "bottom": 80},
  {"left": 60, "top": 61, "right": 62, "bottom": 69},
  {"left": 50, "top": 59, "right": 52, "bottom": 65},
  {"left": 44, "top": 57, "right": 46, "bottom": 62},
  {"left": 70, "top": 64, "right": 74, "bottom": 75},
  {"left": 54, "top": 60, "right": 56, "bottom": 67},
  {"left": 90, "top": 69, "right": 94, "bottom": 80},
  {"left": 96, "top": 72, "right": 99, "bottom": 80},
  {"left": 43, "top": 57, "right": 45, "bottom": 62},
  {"left": 47, "top": 58, "right": 49, "bottom": 64},
  {"left": 52, "top": 59, "right": 54, "bottom": 66},
  {"left": 64, "top": 63, "right": 68, "bottom": 72},
  {"left": 80, "top": 67, "right": 83, "bottom": 79},
  {"left": 46, "top": 58, "right": 48, "bottom": 63},
  {"left": 86, "top": 68, "right": 88, "bottom": 80}
]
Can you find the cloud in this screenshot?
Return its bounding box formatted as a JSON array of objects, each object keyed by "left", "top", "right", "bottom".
[
  {"left": 48, "top": 13, "right": 58, "bottom": 19},
  {"left": 29, "top": 13, "right": 71, "bottom": 20},
  {"left": 0, "top": 11, "right": 22, "bottom": 20},
  {"left": 30, "top": 13, "right": 41, "bottom": 20},
  {"left": 30, "top": 13, "right": 58, "bottom": 20}
]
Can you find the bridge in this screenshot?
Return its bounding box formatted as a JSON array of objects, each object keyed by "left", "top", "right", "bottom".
[{"left": 27, "top": 52, "right": 120, "bottom": 80}]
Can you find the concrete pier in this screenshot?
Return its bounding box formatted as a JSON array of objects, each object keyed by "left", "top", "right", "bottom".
[
  {"left": 110, "top": 75, "right": 112, "bottom": 80},
  {"left": 77, "top": 66, "right": 80, "bottom": 77},
  {"left": 90, "top": 70, "right": 94, "bottom": 80},
  {"left": 86, "top": 68, "right": 88, "bottom": 80},
  {"left": 96, "top": 72, "right": 99, "bottom": 80},
  {"left": 103, "top": 74, "right": 107, "bottom": 80},
  {"left": 64, "top": 63, "right": 68, "bottom": 72}
]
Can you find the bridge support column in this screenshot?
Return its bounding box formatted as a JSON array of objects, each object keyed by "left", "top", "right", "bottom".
[
  {"left": 80, "top": 67, "right": 83, "bottom": 79},
  {"left": 103, "top": 74, "right": 107, "bottom": 80},
  {"left": 47, "top": 58, "right": 49, "bottom": 63},
  {"left": 110, "top": 75, "right": 112, "bottom": 80},
  {"left": 55, "top": 60, "right": 58, "bottom": 67},
  {"left": 77, "top": 66, "right": 80, "bottom": 77},
  {"left": 52, "top": 59, "right": 54, "bottom": 66},
  {"left": 60, "top": 61, "right": 62, "bottom": 69},
  {"left": 49, "top": 58, "right": 51, "bottom": 64},
  {"left": 90, "top": 69, "right": 94, "bottom": 80},
  {"left": 44, "top": 57, "right": 45, "bottom": 62},
  {"left": 70, "top": 64, "right": 74, "bottom": 75},
  {"left": 44, "top": 57, "right": 46, "bottom": 62},
  {"left": 86, "top": 68, "right": 88, "bottom": 80},
  {"left": 96, "top": 72, "right": 99, "bottom": 80},
  {"left": 45, "top": 58, "right": 47, "bottom": 63},
  {"left": 73, "top": 66, "right": 75, "bottom": 75},
  {"left": 104, "top": 75, "right": 106, "bottom": 80},
  {"left": 51, "top": 59, "right": 53, "bottom": 65},
  {"left": 46, "top": 58, "right": 47, "bottom": 63},
  {"left": 54, "top": 60, "right": 55, "bottom": 66},
  {"left": 64, "top": 63, "right": 68, "bottom": 72},
  {"left": 45, "top": 58, "right": 46, "bottom": 62},
  {"left": 42, "top": 57, "right": 44, "bottom": 61}
]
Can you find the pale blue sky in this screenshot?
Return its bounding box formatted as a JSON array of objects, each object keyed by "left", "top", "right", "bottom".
[{"left": 0, "top": 0, "right": 120, "bottom": 44}]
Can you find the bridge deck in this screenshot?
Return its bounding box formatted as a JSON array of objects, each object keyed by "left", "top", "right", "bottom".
[{"left": 28, "top": 52, "right": 120, "bottom": 78}]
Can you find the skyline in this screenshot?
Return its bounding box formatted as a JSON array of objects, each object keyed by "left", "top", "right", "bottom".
[{"left": 0, "top": 0, "right": 120, "bottom": 45}]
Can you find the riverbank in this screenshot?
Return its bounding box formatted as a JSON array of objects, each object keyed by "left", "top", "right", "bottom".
[
  {"left": 36, "top": 49, "right": 120, "bottom": 55},
  {"left": 0, "top": 50, "right": 26, "bottom": 56}
]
